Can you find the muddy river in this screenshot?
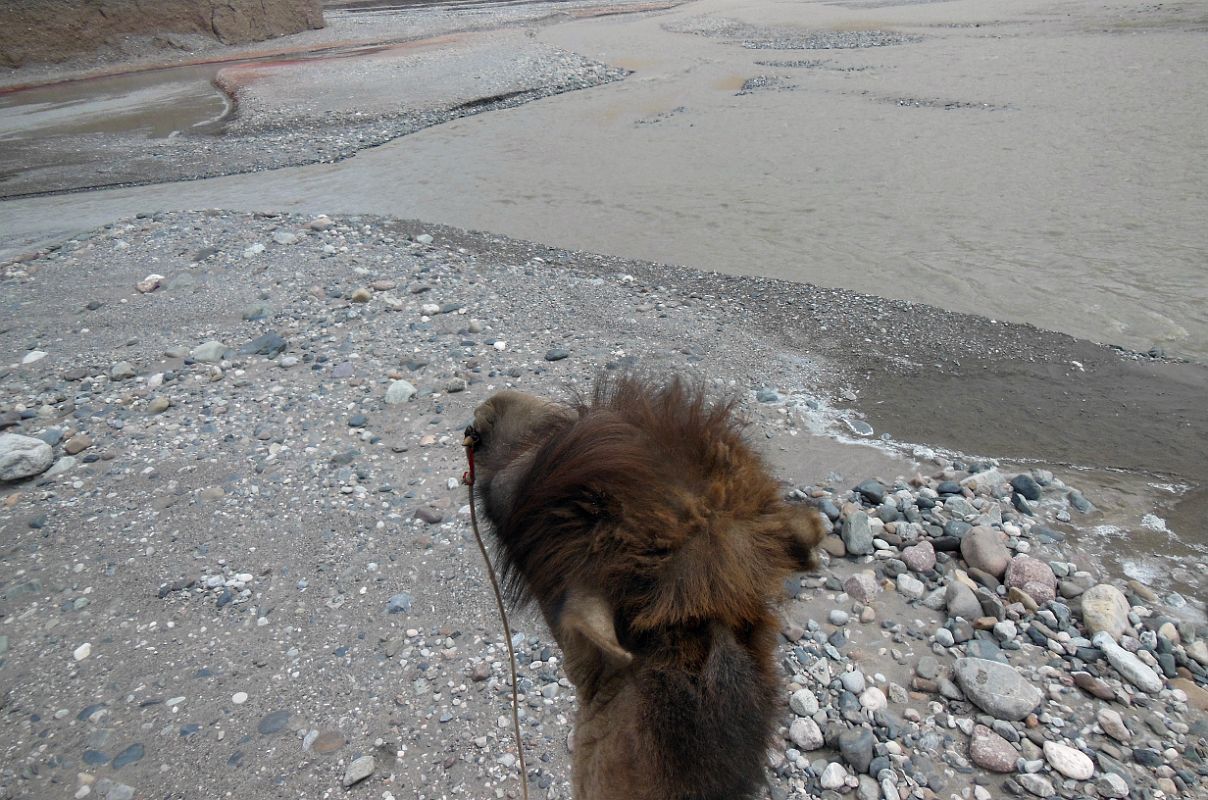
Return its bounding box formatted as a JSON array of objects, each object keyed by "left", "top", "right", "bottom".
[{"left": 1, "top": 0, "right": 1206, "bottom": 363}]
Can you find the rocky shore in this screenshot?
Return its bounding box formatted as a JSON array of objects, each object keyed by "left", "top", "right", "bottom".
[{"left": 1, "top": 210, "right": 1205, "bottom": 799}]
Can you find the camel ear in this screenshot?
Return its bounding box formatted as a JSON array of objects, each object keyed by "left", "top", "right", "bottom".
[{"left": 559, "top": 589, "right": 633, "bottom": 670}]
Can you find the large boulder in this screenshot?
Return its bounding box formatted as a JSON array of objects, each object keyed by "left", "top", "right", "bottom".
[
  {"left": 953, "top": 658, "right": 1042, "bottom": 721},
  {"left": 960, "top": 527, "right": 1010, "bottom": 578},
  {"left": 0, "top": 433, "right": 54, "bottom": 481},
  {"left": 1080, "top": 584, "right": 1130, "bottom": 640},
  {"left": 1004, "top": 555, "right": 1057, "bottom": 605}
]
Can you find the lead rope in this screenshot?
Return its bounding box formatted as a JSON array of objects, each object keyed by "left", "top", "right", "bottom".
[{"left": 463, "top": 439, "right": 530, "bottom": 800}]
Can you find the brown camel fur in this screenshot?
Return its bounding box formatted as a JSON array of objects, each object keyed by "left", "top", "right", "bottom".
[{"left": 466, "top": 375, "right": 824, "bottom": 800}]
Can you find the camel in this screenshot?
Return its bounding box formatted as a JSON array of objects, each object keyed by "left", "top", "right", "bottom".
[{"left": 466, "top": 375, "right": 823, "bottom": 800}]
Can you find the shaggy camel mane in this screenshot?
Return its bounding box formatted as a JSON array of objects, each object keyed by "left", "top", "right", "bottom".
[{"left": 470, "top": 375, "right": 823, "bottom": 800}]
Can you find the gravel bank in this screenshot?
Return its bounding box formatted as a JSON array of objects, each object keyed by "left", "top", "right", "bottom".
[{"left": 1, "top": 210, "right": 1205, "bottom": 799}]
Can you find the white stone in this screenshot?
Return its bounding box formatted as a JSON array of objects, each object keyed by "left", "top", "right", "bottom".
[
  {"left": 22, "top": 350, "right": 47, "bottom": 364},
  {"left": 1043, "top": 740, "right": 1094, "bottom": 780},
  {"left": 341, "top": 755, "right": 376, "bottom": 786},
  {"left": 859, "top": 687, "right": 887, "bottom": 712},
  {"left": 820, "top": 762, "right": 847, "bottom": 789},
  {"left": 789, "top": 718, "right": 823, "bottom": 750},
  {"left": 137, "top": 274, "right": 164, "bottom": 293},
  {"left": 385, "top": 380, "right": 418, "bottom": 405},
  {"left": 896, "top": 574, "right": 925, "bottom": 600},
  {"left": 73, "top": 643, "right": 91, "bottom": 661},
  {"left": 0, "top": 434, "right": 54, "bottom": 481},
  {"left": 232, "top": 692, "right": 248, "bottom": 705},
  {"left": 1094, "top": 632, "right": 1163, "bottom": 692}
]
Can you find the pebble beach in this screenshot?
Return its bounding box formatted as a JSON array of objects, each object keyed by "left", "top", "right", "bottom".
[
  {"left": 2, "top": 0, "right": 1207, "bottom": 797},
  {"left": 1, "top": 210, "right": 1205, "bottom": 800}
]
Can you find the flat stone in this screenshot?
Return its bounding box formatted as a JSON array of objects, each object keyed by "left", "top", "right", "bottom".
[
  {"left": 1097, "top": 708, "right": 1130, "bottom": 742},
  {"left": 1080, "top": 584, "right": 1130, "bottom": 641},
  {"left": 945, "top": 580, "right": 982, "bottom": 621},
  {"left": 841, "top": 511, "right": 874, "bottom": 556},
  {"left": 1044, "top": 740, "right": 1094, "bottom": 780},
  {"left": 1074, "top": 672, "right": 1115, "bottom": 700},
  {"left": 239, "top": 332, "right": 287, "bottom": 358},
  {"left": 954, "top": 658, "right": 1042, "bottom": 721},
  {"left": 342, "top": 755, "right": 376, "bottom": 787},
  {"left": 312, "top": 731, "right": 345, "bottom": 754},
  {"left": 544, "top": 348, "right": 570, "bottom": 361},
  {"left": 257, "top": 710, "right": 291, "bottom": 735},
  {"left": 0, "top": 434, "right": 54, "bottom": 481},
  {"left": 969, "top": 724, "right": 1016, "bottom": 773},
  {"left": 1018, "top": 773, "right": 1055, "bottom": 798},
  {"left": 111, "top": 743, "right": 144, "bottom": 769},
  {"left": 1093, "top": 632, "right": 1163, "bottom": 692}
]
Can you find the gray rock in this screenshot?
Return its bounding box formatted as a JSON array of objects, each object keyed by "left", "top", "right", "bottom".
[
  {"left": 1093, "top": 632, "right": 1163, "bottom": 692},
  {"left": 111, "top": 743, "right": 144, "bottom": 769},
  {"left": 109, "top": 361, "right": 135, "bottom": 380},
  {"left": 789, "top": 717, "right": 823, "bottom": 750},
  {"left": 1018, "top": 773, "right": 1055, "bottom": 798},
  {"left": 945, "top": 581, "right": 982, "bottom": 621},
  {"left": 1094, "top": 772, "right": 1129, "bottom": 798},
  {"left": 896, "top": 574, "right": 925, "bottom": 600},
  {"left": 1080, "top": 584, "right": 1130, "bottom": 641},
  {"left": 841, "top": 511, "right": 874, "bottom": 556},
  {"left": 239, "top": 331, "right": 287, "bottom": 358},
  {"left": 789, "top": 689, "right": 819, "bottom": 717},
  {"left": 953, "top": 658, "right": 1042, "bottom": 721},
  {"left": 855, "top": 479, "right": 885, "bottom": 504},
  {"left": 342, "top": 755, "right": 376, "bottom": 786},
  {"left": 544, "top": 348, "right": 570, "bottom": 361},
  {"left": 1011, "top": 474, "right": 1042, "bottom": 501},
  {"left": 0, "top": 434, "right": 54, "bottom": 481},
  {"left": 191, "top": 341, "right": 227, "bottom": 363},
  {"left": 838, "top": 728, "right": 875, "bottom": 774},
  {"left": 385, "top": 380, "right": 418, "bottom": 405},
  {"left": 386, "top": 592, "right": 413, "bottom": 614},
  {"left": 755, "top": 387, "right": 780, "bottom": 403},
  {"left": 258, "top": 710, "right": 290, "bottom": 734}
]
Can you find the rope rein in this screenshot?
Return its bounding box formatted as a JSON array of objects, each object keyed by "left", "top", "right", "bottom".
[{"left": 463, "top": 435, "right": 530, "bottom": 800}]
